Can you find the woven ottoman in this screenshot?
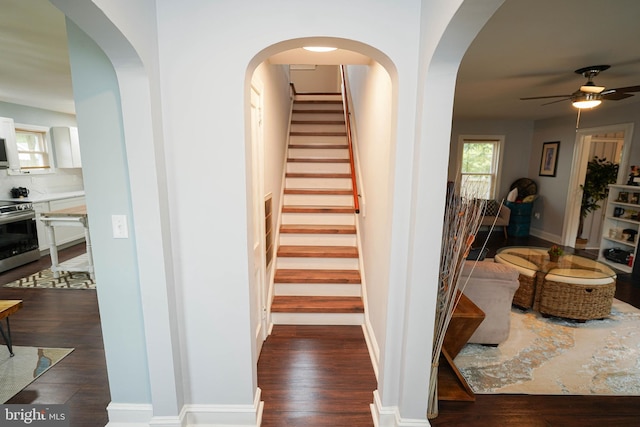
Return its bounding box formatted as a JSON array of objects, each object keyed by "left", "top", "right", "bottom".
[
  {"left": 495, "top": 253, "right": 538, "bottom": 309},
  {"left": 538, "top": 269, "right": 616, "bottom": 321}
]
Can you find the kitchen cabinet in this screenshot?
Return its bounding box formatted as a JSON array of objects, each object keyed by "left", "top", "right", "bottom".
[
  {"left": 0, "top": 116, "right": 20, "bottom": 171},
  {"left": 35, "top": 196, "right": 86, "bottom": 252},
  {"left": 51, "top": 126, "right": 82, "bottom": 168},
  {"left": 598, "top": 184, "right": 640, "bottom": 273}
]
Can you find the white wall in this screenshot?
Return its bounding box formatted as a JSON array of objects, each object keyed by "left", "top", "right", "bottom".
[
  {"left": 290, "top": 65, "right": 340, "bottom": 92},
  {"left": 346, "top": 62, "right": 393, "bottom": 373}
]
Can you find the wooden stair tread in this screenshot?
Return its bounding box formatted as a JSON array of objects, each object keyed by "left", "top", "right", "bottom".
[
  {"left": 282, "top": 205, "right": 354, "bottom": 214},
  {"left": 291, "top": 120, "right": 345, "bottom": 125},
  {"left": 271, "top": 296, "right": 364, "bottom": 313},
  {"left": 278, "top": 245, "right": 358, "bottom": 258},
  {"left": 292, "top": 109, "right": 344, "bottom": 114},
  {"left": 286, "top": 172, "right": 351, "bottom": 178},
  {"left": 287, "top": 158, "right": 350, "bottom": 163},
  {"left": 290, "top": 131, "right": 347, "bottom": 136},
  {"left": 294, "top": 100, "right": 343, "bottom": 105},
  {"left": 288, "top": 144, "right": 349, "bottom": 149},
  {"left": 274, "top": 269, "right": 361, "bottom": 283},
  {"left": 284, "top": 188, "right": 353, "bottom": 195},
  {"left": 280, "top": 224, "right": 356, "bottom": 234}
]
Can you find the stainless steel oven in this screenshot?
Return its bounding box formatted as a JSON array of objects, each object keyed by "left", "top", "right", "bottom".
[{"left": 0, "top": 201, "right": 39, "bottom": 273}]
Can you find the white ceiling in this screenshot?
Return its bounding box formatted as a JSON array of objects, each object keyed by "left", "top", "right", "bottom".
[
  {"left": 0, "top": 0, "right": 74, "bottom": 114},
  {"left": 3, "top": 0, "right": 640, "bottom": 121}
]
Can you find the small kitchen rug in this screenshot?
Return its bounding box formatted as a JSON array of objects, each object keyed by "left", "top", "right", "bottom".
[
  {"left": 3, "top": 268, "right": 95, "bottom": 289},
  {"left": 0, "top": 346, "right": 74, "bottom": 403}
]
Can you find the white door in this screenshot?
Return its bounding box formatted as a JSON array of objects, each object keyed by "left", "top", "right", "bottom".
[
  {"left": 582, "top": 137, "right": 624, "bottom": 247},
  {"left": 250, "top": 82, "right": 267, "bottom": 352}
]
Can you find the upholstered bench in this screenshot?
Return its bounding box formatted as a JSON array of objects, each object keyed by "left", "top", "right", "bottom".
[
  {"left": 538, "top": 269, "right": 616, "bottom": 321},
  {"left": 495, "top": 253, "right": 538, "bottom": 309}
]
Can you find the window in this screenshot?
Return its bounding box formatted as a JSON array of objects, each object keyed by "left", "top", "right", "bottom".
[
  {"left": 15, "top": 127, "right": 51, "bottom": 171},
  {"left": 458, "top": 136, "right": 503, "bottom": 199}
]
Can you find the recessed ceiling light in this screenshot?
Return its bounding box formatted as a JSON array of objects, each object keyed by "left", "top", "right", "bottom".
[{"left": 303, "top": 46, "right": 337, "bottom": 53}]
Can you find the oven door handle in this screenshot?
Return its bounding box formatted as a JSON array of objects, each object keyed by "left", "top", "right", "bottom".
[{"left": 0, "top": 211, "right": 36, "bottom": 225}]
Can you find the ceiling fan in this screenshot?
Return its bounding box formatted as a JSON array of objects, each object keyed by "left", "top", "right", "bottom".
[{"left": 520, "top": 65, "right": 640, "bottom": 109}]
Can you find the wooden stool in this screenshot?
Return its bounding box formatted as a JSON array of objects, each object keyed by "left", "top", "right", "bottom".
[{"left": 0, "top": 300, "right": 23, "bottom": 356}]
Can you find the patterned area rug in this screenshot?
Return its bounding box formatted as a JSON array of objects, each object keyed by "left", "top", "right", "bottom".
[
  {"left": 0, "top": 346, "right": 74, "bottom": 403},
  {"left": 3, "top": 268, "right": 95, "bottom": 289},
  {"left": 454, "top": 298, "right": 640, "bottom": 395}
]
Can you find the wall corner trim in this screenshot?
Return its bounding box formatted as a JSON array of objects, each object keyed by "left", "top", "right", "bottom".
[{"left": 371, "top": 391, "right": 430, "bottom": 427}]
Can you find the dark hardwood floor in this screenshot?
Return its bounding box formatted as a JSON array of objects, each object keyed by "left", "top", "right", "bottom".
[
  {"left": 1, "top": 233, "right": 639, "bottom": 427},
  {"left": 0, "top": 243, "right": 110, "bottom": 427}
]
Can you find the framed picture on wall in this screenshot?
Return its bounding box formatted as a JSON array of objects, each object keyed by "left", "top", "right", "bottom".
[{"left": 539, "top": 141, "right": 560, "bottom": 177}]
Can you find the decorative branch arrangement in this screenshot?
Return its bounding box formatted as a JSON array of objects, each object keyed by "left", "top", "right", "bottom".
[{"left": 427, "top": 185, "right": 493, "bottom": 419}]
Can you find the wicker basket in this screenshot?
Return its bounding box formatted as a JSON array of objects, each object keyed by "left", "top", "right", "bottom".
[
  {"left": 512, "top": 273, "right": 536, "bottom": 309},
  {"left": 538, "top": 278, "right": 616, "bottom": 321}
]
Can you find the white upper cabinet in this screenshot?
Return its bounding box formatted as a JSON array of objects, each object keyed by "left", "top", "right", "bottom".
[
  {"left": 0, "top": 116, "right": 20, "bottom": 171},
  {"left": 51, "top": 126, "right": 82, "bottom": 168}
]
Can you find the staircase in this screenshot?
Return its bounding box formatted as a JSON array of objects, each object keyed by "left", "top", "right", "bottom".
[{"left": 270, "top": 92, "right": 364, "bottom": 325}]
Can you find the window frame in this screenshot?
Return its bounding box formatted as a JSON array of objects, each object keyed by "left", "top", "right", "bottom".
[
  {"left": 457, "top": 135, "right": 505, "bottom": 199},
  {"left": 9, "top": 123, "right": 54, "bottom": 175}
]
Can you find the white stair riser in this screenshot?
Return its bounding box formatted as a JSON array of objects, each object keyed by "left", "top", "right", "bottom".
[
  {"left": 281, "top": 212, "right": 355, "bottom": 225},
  {"left": 271, "top": 312, "right": 364, "bottom": 326},
  {"left": 274, "top": 283, "right": 361, "bottom": 297},
  {"left": 289, "top": 135, "right": 347, "bottom": 145},
  {"left": 292, "top": 113, "right": 345, "bottom": 122},
  {"left": 288, "top": 148, "right": 349, "bottom": 159},
  {"left": 276, "top": 257, "right": 359, "bottom": 270},
  {"left": 285, "top": 177, "right": 352, "bottom": 189},
  {"left": 293, "top": 103, "right": 343, "bottom": 111},
  {"left": 278, "top": 233, "right": 357, "bottom": 246},
  {"left": 286, "top": 162, "right": 350, "bottom": 174},
  {"left": 291, "top": 123, "right": 346, "bottom": 133},
  {"left": 284, "top": 194, "right": 353, "bottom": 206}
]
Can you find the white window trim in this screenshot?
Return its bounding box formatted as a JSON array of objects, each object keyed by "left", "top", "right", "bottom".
[
  {"left": 457, "top": 134, "right": 505, "bottom": 199},
  {"left": 9, "top": 123, "right": 54, "bottom": 175}
]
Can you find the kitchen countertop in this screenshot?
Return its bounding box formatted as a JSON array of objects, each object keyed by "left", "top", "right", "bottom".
[{"left": 0, "top": 190, "right": 85, "bottom": 203}]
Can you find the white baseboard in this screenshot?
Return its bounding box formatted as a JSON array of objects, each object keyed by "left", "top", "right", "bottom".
[
  {"left": 362, "top": 319, "right": 380, "bottom": 380},
  {"left": 106, "top": 389, "right": 263, "bottom": 426},
  {"left": 106, "top": 403, "right": 154, "bottom": 427},
  {"left": 370, "top": 391, "right": 430, "bottom": 427},
  {"left": 529, "top": 228, "right": 561, "bottom": 245}
]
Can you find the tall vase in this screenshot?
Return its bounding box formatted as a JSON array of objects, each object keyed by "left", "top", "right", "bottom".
[{"left": 427, "top": 363, "right": 439, "bottom": 419}]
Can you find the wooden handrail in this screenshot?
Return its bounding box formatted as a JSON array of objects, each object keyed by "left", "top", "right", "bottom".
[{"left": 340, "top": 65, "right": 360, "bottom": 214}]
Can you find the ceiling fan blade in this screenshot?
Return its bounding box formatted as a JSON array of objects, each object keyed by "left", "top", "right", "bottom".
[
  {"left": 541, "top": 97, "right": 571, "bottom": 106},
  {"left": 520, "top": 94, "right": 572, "bottom": 100},
  {"left": 602, "top": 92, "right": 634, "bottom": 101},
  {"left": 608, "top": 85, "right": 640, "bottom": 93}
]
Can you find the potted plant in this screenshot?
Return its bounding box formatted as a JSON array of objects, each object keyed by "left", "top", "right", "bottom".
[
  {"left": 577, "top": 156, "right": 619, "bottom": 249},
  {"left": 548, "top": 244, "right": 564, "bottom": 262}
]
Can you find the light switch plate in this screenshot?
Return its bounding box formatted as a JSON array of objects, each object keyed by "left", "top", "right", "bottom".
[{"left": 112, "top": 214, "right": 128, "bottom": 238}]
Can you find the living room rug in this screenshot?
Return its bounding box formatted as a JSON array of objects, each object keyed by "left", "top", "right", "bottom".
[
  {"left": 3, "top": 268, "right": 95, "bottom": 290},
  {"left": 0, "top": 346, "right": 74, "bottom": 403},
  {"left": 454, "top": 298, "right": 640, "bottom": 395}
]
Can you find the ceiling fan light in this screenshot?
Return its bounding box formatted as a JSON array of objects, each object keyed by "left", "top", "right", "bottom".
[
  {"left": 572, "top": 92, "right": 602, "bottom": 109},
  {"left": 580, "top": 82, "right": 605, "bottom": 93},
  {"left": 572, "top": 99, "right": 601, "bottom": 109},
  {"left": 303, "top": 46, "right": 337, "bottom": 52}
]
